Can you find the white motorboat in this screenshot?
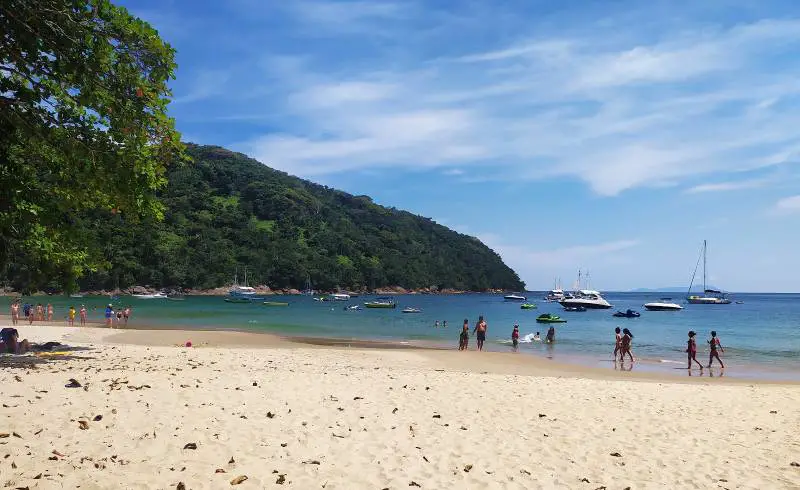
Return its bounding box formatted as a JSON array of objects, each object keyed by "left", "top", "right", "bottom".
[
  {"left": 644, "top": 299, "right": 683, "bottom": 311},
  {"left": 132, "top": 292, "right": 168, "bottom": 299},
  {"left": 544, "top": 289, "right": 565, "bottom": 302},
  {"left": 559, "top": 289, "right": 613, "bottom": 309},
  {"left": 503, "top": 293, "right": 527, "bottom": 301},
  {"left": 686, "top": 240, "right": 731, "bottom": 305},
  {"left": 330, "top": 293, "right": 351, "bottom": 301},
  {"left": 402, "top": 307, "right": 421, "bottom": 313}
]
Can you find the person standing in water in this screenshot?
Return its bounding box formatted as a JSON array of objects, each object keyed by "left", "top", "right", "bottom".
[
  {"left": 686, "top": 331, "right": 703, "bottom": 370},
  {"left": 511, "top": 324, "right": 520, "bottom": 351},
  {"left": 79, "top": 305, "right": 88, "bottom": 326},
  {"left": 104, "top": 304, "right": 113, "bottom": 328},
  {"left": 473, "top": 315, "right": 487, "bottom": 351},
  {"left": 459, "top": 319, "right": 469, "bottom": 351},
  {"left": 545, "top": 326, "right": 555, "bottom": 343},
  {"left": 619, "top": 328, "right": 634, "bottom": 362},
  {"left": 68, "top": 305, "right": 76, "bottom": 326},
  {"left": 707, "top": 331, "right": 725, "bottom": 368},
  {"left": 47, "top": 303, "right": 54, "bottom": 322}
]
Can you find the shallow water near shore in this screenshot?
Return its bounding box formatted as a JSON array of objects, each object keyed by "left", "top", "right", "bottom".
[{"left": 4, "top": 292, "right": 799, "bottom": 380}]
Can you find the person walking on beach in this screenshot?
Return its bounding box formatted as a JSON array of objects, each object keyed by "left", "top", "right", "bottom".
[
  {"left": 47, "top": 303, "right": 53, "bottom": 322},
  {"left": 473, "top": 315, "right": 487, "bottom": 351},
  {"left": 459, "top": 319, "right": 470, "bottom": 351},
  {"left": 79, "top": 305, "right": 87, "bottom": 326},
  {"left": 686, "top": 331, "right": 703, "bottom": 370},
  {"left": 10, "top": 300, "right": 19, "bottom": 326},
  {"left": 707, "top": 331, "right": 725, "bottom": 368},
  {"left": 68, "top": 305, "right": 76, "bottom": 326},
  {"left": 619, "top": 328, "right": 634, "bottom": 362},
  {"left": 36, "top": 303, "right": 44, "bottom": 321},
  {"left": 105, "top": 304, "right": 113, "bottom": 328},
  {"left": 613, "top": 327, "right": 622, "bottom": 359},
  {"left": 511, "top": 324, "right": 520, "bottom": 351}
]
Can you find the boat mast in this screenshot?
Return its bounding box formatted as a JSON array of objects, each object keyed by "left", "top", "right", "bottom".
[{"left": 702, "top": 240, "right": 707, "bottom": 292}]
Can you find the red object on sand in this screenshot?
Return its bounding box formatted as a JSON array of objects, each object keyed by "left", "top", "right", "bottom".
[{"left": 185, "top": 341, "right": 192, "bottom": 348}]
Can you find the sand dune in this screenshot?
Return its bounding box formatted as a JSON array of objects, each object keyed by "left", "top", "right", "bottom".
[{"left": 1, "top": 325, "right": 798, "bottom": 489}]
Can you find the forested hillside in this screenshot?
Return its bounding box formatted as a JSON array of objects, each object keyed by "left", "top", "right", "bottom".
[{"left": 5, "top": 145, "right": 524, "bottom": 292}]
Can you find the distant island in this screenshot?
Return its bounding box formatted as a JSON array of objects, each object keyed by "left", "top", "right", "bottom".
[{"left": 3, "top": 144, "right": 524, "bottom": 294}]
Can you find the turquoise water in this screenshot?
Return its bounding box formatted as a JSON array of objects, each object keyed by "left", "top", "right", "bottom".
[{"left": 4, "top": 292, "right": 799, "bottom": 380}]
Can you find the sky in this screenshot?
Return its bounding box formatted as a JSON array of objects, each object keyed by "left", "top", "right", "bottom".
[{"left": 123, "top": 0, "right": 800, "bottom": 292}]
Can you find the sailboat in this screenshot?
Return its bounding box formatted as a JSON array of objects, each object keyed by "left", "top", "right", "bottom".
[
  {"left": 686, "top": 240, "right": 731, "bottom": 305},
  {"left": 226, "top": 267, "right": 265, "bottom": 302}
]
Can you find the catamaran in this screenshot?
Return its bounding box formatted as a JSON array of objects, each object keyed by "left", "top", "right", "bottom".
[{"left": 686, "top": 240, "right": 731, "bottom": 305}]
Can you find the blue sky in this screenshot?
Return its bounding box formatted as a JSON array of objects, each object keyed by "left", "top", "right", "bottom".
[{"left": 123, "top": 0, "right": 800, "bottom": 292}]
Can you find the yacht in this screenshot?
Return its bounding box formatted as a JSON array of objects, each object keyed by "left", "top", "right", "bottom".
[
  {"left": 503, "top": 293, "right": 527, "bottom": 301},
  {"left": 686, "top": 240, "right": 731, "bottom": 305},
  {"left": 544, "top": 289, "right": 565, "bottom": 302},
  {"left": 644, "top": 299, "right": 683, "bottom": 311},
  {"left": 559, "top": 289, "right": 613, "bottom": 309},
  {"left": 364, "top": 297, "right": 397, "bottom": 309},
  {"left": 330, "top": 293, "right": 351, "bottom": 301}
]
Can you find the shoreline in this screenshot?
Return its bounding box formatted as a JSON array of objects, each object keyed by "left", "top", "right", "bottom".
[{"left": 4, "top": 320, "right": 798, "bottom": 385}]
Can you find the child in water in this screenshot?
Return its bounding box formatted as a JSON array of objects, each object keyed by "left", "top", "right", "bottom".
[
  {"left": 458, "top": 319, "right": 469, "bottom": 351},
  {"left": 511, "top": 324, "right": 520, "bottom": 351},
  {"left": 707, "top": 330, "right": 725, "bottom": 368},
  {"left": 686, "top": 331, "right": 703, "bottom": 370},
  {"left": 533, "top": 331, "right": 540, "bottom": 342}
]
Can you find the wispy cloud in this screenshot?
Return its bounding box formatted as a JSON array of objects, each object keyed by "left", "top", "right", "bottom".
[
  {"left": 685, "top": 178, "right": 771, "bottom": 194},
  {"left": 223, "top": 11, "right": 800, "bottom": 196},
  {"left": 773, "top": 195, "right": 800, "bottom": 214}
]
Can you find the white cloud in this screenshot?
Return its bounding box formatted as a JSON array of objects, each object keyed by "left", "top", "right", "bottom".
[
  {"left": 214, "top": 9, "right": 800, "bottom": 195},
  {"left": 685, "top": 178, "right": 770, "bottom": 194},
  {"left": 773, "top": 195, "right": 800, "bottom": 214}
]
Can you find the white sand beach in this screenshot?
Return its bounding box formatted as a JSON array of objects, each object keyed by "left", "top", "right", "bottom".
[{"left": 1, "top": 325, "right": 799, "bottom": 489}]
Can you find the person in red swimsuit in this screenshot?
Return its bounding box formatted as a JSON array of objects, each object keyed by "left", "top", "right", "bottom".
[
  {"left": 511, "top": 324, "right": 520, "bottom": 351},
  {"left": 686, "top": 331, "right": 703, "bottom": 370},
  {"left": 707, "top": 330, "right": 725, "bottom": 368}
]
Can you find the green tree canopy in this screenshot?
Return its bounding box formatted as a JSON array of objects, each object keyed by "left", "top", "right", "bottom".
[{"left": 0, "top": 0, "right": 183, "bottom": 290}]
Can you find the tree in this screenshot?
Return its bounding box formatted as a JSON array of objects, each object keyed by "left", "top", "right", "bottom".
[{"left": 0, "top": 0, "right": 184, "bottom": 290}]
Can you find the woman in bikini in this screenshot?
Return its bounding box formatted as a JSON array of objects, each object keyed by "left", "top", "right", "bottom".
[
  {"left": 619, "top": 328, "right": 635, "bottom": 362},
  {"left": 613, "top": 327, "right": 622, "bottom": 360},
  {"left": 10, "top": 301, "right": 19, "bottom": 326},
  {"left": 686, "top": 331, "right": 703, "bottom": 370},
  {"left": 707, "top": 330, "right": 724, "bottom": 368}
]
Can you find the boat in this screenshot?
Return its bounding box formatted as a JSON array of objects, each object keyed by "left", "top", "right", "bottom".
[
  {"left": 504, "top": 293, "right": 527, "bottom": 301},
  {"left": 330, "top": 293, "right": 351, "bottom": 301},
  {"left": 643, "top": 298, "right": 683, "bottom": 311},
  {"left": 69, "top": 293, "right": 84, "bottom": 298},
  {"left": 544, "top": 278, "right": 565, "bottom": 302},
  {"left": 563, "top": 305, "right": 587, "bottom": 312},
  {"left": 345, "top": 305, "right": 361, "bottom": 311},
  {"left": 612, "top": 309, "right": 640, "bottom": 318},
  {"left": 402, "top": 307, "right": 421, "bottom": 313},
  {"left": 536, "top": 313, "right": 567, "bottom": 323},
  {"left": 224, "top": 297, "right": 252, "bottom": 304},
  {"left": 132, "top": 292, "right": 168, "bottom": 299},
  {"left": 167, "top": 296, "right": 185, "bottom": 301},
  {"left": 364, "top": 297, "right": 397, "bottom": 309},
  {"left": 228, "top": 267, "right": 265, "bottom": 302},
  {"left": 686, "top": 240, "right": 731, "bottom": 305},
  {"left": 558, "top": 270, "right": 613, "bottom": 309},
  {"left": 263, "top": 301, "right": 288, "bottom": 307},
  {"left": 559, "top": 290, "right": 612, "bottom": 309},
  {"left": 520, "top": 303, "right": 537, "bottom": 310}
]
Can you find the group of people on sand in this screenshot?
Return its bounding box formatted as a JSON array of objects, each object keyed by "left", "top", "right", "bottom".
[{"left": 9, "top": 299, "right": 131, "bottom": 328}]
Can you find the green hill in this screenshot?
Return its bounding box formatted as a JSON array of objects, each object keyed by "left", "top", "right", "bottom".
[{"left": 62, "top": 144, "right": 523, "bottom": 292}]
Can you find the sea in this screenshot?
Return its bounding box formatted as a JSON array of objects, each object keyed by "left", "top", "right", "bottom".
[{"left": 3, "top": 292, "right": 799, "bottom": 381}]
